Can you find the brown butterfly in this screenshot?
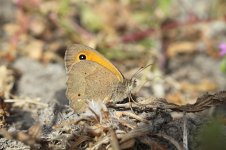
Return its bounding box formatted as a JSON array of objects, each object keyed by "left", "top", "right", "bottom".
[{"left": 65, "top": 44, "right": 135, "bottom": 113}]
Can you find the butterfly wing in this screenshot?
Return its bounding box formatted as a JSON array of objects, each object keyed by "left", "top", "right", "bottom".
[
  {"left": 65, "top": 44, "right": 134, "bottom": 113},
  {"left": 66, "top": 60, "right": 120, "bottom": 112},
  {"left": 65, "top": 44, "right": 124, "bottom": 82},
  {"left": 64, "top": 44, "right": 89, "bottom": 73}
]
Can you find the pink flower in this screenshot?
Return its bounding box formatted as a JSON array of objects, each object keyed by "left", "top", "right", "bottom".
[{"left": 219, "top": 42, "right": 226, "bottom": 56}]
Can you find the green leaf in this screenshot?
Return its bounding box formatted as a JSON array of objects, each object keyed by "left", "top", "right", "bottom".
[{"left": 197, "top": 116, "right": 226, "bottom": 150}]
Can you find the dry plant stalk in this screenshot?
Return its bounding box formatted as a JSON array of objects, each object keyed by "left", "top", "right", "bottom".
[
  {"left": 0, "top": 124, "right": 42, "bottom": 146},
  {"left": 0, "top": 91, "right": 225, "bottom": 149},
  {"left": 71, "top": 91, "right": 226, "bottom": 149},
  {"left": 0, "top": 66, "right": 18, "bottom": 128},
  {"left": 0, "top": 95, "right": 8, "bottom": 128}
]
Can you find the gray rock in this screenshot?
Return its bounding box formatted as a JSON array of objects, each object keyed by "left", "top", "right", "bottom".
[{"left": 13, "top": 57, "right": 68, "bottom": 105}]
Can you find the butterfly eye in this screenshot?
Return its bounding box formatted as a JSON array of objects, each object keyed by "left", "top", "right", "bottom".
[{"left": 79, "top": 54, "right": 86, "bottom": 60}]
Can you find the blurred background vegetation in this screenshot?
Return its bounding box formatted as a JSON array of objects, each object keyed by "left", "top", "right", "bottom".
[{"left": 0, "top": 0, "right": 225, "bottom": 62}]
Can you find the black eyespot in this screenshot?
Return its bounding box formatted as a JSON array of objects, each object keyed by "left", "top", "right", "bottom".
[
  {"left": 78, "top": 93, "right": 81, "bottom": 96},
  {"left": 79, "top": 54, "right": 86, "bottom": 60}
]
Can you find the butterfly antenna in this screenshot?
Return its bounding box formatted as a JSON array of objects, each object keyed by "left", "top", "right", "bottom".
[
  {"left": 127, "top": 64, "right": 154, "bottom": 110},
  {"left": 130, "top": 64, "right": 153, "bottom": 81}
]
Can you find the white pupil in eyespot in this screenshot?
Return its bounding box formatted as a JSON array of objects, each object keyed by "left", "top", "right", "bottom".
[{"left": 79, "top": 54, "right": 86, "bottom": 60}]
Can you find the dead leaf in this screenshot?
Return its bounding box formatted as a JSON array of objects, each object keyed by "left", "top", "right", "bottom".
[
  {"left": 166, "top": 92, "right": 186, "bottom": 106},
  {"left": 0, "top": 66, "right": 15, "bottom": 99},
  {"left": 29, "top": 17, "right": 45, "bottom": 36},
  {"left": 180, "top": 80, "right": 217, "bottom": 93},
  {"left": 167, "top": 41, "right": 197, "bottom": 57},
  {"left": 24, "top": 39, "right": 44, "bottom": 60},
  {"left": 3, "top": 23, "right": 20, "bottom": 36},
  {"left": 42, "top": 51, "right": 63, "bottom": 63},
  {"left": 40, "top": 1, "right": 59, "bottom": 14}
]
